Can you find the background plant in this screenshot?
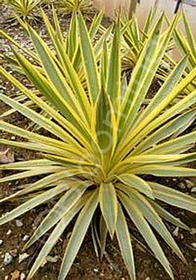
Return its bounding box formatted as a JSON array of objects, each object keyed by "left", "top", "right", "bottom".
[
  {"left": 0, "top": 9, "right": 112, "bottom": 127},
  {"left": 4, "top": 0, "right": 47, "bottom": 21},
  {"left": 56, "top": 0, "right": 94, "bottom": 16},
  {"left": 120, "top": 6, "right": 174, "bottom": 80},
  {"left": 164, "top": 12, "right": 196, "bottom": 98},
  {"left": 174, "top": 11, "right": 196, "bottom": 70},
  {"left": 0, "top": 11, "right": 196, "bottom": 280},
  {"left": 173, "top": 11, "right": 196, "bottom": 92}
]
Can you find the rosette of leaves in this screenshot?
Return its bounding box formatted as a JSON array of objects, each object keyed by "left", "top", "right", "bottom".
[
  {"left": 0, "top": 12, "right": 196, "bottom": 280},
  {"left": 4, "top": 0, "right": 46, "bottom": 21},
  {"left": 56, "top": 0, "right": 94, "bottom": 16},
  {"left": 0, "top": 10, "right": 112, "bottom": 125},
  {"left": 121, "top": 6, "right": 174, "bottom": 80}
]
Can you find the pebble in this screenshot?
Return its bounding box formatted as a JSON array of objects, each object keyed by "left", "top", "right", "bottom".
[
  {"left": 186, "top": 180, "right": 194, "bottom": 188},
  {"left": 191, "top": 243, "right": 196, "bottom": 248},
  {"left": 16, "top": 219, "right": 23, "bottom": 227},
  {"left": 46, "top": 255, "right": 59, "bottom": 263},
  {"left": 10, "top": 249, "right": 18, "bottom": 257},
  {"left": 191, "top": 187, "right": 196, "bottom": 192},
  {"left": 6, "top": 229, "right": 12, "bottom": 235},
  {"left": 5, "top": 276, "right": 9, "bottom": 280},
  {"left": 11, "top": 270, "right": 20, "bottom": 280},
  {"left": 18, "top": 253, "right": 29, "bottom": 263},
  {"left": 20, "top": 273, "right": 26, "bottom": 280},
  {"left": 0, "top": 239, "right": 3, "bottom": 245},
  {"left": 179, "top": 233, "right": 184, "bottom": 240},
  {"left": 190, "top": 228, "right": 196, "bottom": 235},
  {"left": 145, "top": 278, "right": 150, "bottom": 280},
  {"left": 41, "top": 255, "right": 59, "bottom": 267},
  {"left": 173, "top": 227, "right": 179, "bottom": 237},
  {"left": 179, "top": 182, "right": 185, "bottom": 189},
  {"left": 194, "top": 257, "right": 196, "bottom": 262},
  {"left": 22, "top": 235, "right": 29, "bottom": 242},
  {"left": 93, "top": 268, "right": 99, "bottom": 273},
  {"left": 4, "top": 253, "right": 13, "bottom": 265}
]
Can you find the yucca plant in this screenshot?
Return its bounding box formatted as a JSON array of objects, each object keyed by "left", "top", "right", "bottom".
[
  {"left": 0, "top": 9, "right": 109, "bottom": 76},
  {"left": 56, "top": 0, "right": 94, "bottom": 16},
  {"left": 0, "top": 10, "right": 112, "bottom": 125},
  {"left": 0, "top": 12, "right": 196, "bottom": 280},
  {"left": 174, "top": 12, "right": 196, "bottom": 70},
  {"left": 120, "top": 7, "right": 174, "bottom": 81},
  {"left": 165, "top": 12, "right": 196, "bottom": 97},
  {"left": 4, "top": 0, "right": 46, "bottom": 21}
]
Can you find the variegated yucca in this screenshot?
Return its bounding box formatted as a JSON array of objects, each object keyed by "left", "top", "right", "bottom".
[
  {"left": 121, "top": 6, "right": 174, "bottom": 80},
  {"left": 56, "top": 0, "right": 94, "bottom": 15},
  {"left": 0, "top": 11, "right": 196, "bottom": 280},
  {"left": 4, "top": 0, "right": 46, "bottom": 21},
  {"left": 0, "top": 10, "right": 111, "bottom": 124},
  {"left": 174, "top": 11, "right": 196, "bottom": 71},
  {"left": 173, "top": 12, "right": 196, "bottom": 94},
  {"left": 165, "top": 12, "right": 196, "bottom": 98}
]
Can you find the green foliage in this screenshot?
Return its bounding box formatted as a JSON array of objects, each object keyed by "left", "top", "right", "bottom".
[
  {"left": 0, "top": 11, "right": 196, "bottom": 280},
  {"left": 56, "top": 0, "right": 94, "bottom": 16},
  {"left": 0, "top": 10, "right": 110, "bottom": 125},
  {"left": 174, "top": 11, "right": 196, "bottom": 70},
  {"left": 165, "top": 12, "right": 196, "bottom": 96},
  {"left": 4, "top": 0, "right": 47, "bottom": 21},
  {"left": 121, "top": 6, "right": 174, "bottom": 80}
]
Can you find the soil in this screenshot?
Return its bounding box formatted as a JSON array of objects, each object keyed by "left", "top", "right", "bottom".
[{"left": 0, "top": 4, "right": 196, "bottom": 280}]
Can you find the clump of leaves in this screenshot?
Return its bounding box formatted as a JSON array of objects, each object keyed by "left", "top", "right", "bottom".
[
  {"left": 121, "top": 6, "right": 174, "bottom": 80},
  {"left": 0, "top": 10, "right": 111, "bottom": 127},
  {"left": 0, "top": 12, "right": 196, "bottom": 280},
  {"left": 165, "top": 11, "right": 196, "bottom": 97},
  {"left": 173, "top": 11, "right": 196, "bottom": 75},
  {"left": 4, "top": 0, "right": 46, "bottom": 21},
  {"left": 56, "top": 0, "right": 94, "bottom": 16}
]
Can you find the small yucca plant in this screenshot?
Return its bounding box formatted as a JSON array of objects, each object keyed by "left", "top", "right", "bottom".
[
  {"left": 4, "top": 0, "right": 46, "bottom": 21},
  {"left": 174, "top": 12, "right": 196, "bottom": 70},
  {"left": 165, "top": 12, "right": 196, "bottom": 97},
  {"left": 56, "top": 0, "right": 94, "bottom": 15},
  {"left": 0, "top": 10, "right": 111, "bottom": 123},
  {"left": 0, "top": 12, "right": 196, "bottom": 280},
  {"left": 121, "top": 6, "right": 174, "bottom": 79}
]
